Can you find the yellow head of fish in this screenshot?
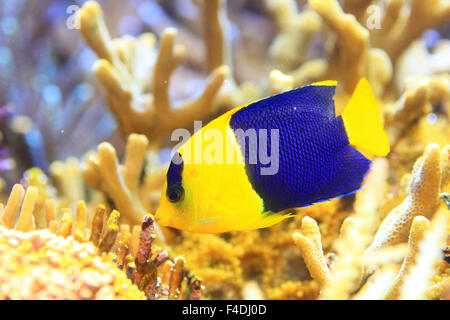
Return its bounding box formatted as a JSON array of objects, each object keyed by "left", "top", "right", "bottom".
[{"left": 155, "top": 108, "right": 290, "bottom": 234}]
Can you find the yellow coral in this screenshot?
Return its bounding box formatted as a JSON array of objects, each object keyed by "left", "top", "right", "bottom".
[
  {"left": 399, "top": 212, "right": 448, "bottom": 299},
  {"left": 175, "top": 233, "right": 243, "bottom": 299},
  {"left": 366, "top": 144, "right": 442, "bottom": 254},
  {"left": 0, "top": 226, "right": 145, "bottom": 300},
  {"left": 82, "top": 134, "right": 149, "bottom": 226},
  {"left": 293, "top": 217, "right": 331, "bottom": 287},
  {"left": 384, "top": 216, "right": 431, "bottom": 299}
]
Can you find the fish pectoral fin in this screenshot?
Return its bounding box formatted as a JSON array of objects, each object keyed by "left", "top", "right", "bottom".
[
  {"left": 266, "top": 208, "right": 298, "bottom": 217},
  {"left": 237, "top": 210, "right": 295, "bottom": 230},
  {"left": 196, "top": 218, "right": 218, "bottom": 225}
]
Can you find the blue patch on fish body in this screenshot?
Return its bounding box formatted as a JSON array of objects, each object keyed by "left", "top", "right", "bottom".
[
  {"left": 229, "top": 84, "right": 371, "bottom": 213},
  {"left": 167, "top": 152, "right": 183, "bottom": 187}
]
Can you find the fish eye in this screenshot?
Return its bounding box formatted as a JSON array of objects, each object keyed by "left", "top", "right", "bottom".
[{"left": 166, "top": 184, "right": 184, "bottom": 203}]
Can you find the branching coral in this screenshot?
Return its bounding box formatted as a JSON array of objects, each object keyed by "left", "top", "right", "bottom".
[
  {"left": 369, "top": 0, "right": 450, "bottom": 64},
  {"left": 309, "top": 0, "right": 392, "bottom": 95},
  {"left": 291, "top": 146, "right": 449, "bottom": 300},
  {"left": 395, "top": 40, "right": 450, "bottom": 91},
  {"left": 0, "top": 193, "right": 144, "bottom": 299},
  {"left": 200, "top": 0, "right": 232, "bottom": 74},
  {"left": 384, "top": 216, "right": 431, "bottom": 299},
  {"left": 292, "top": 217, "right": 331, "bottom": 287},
  {"left": 1, "top": 184, "right": 37, "bottom": 231},
  {"left": 293, "top": 210, "right": 448, "bottom": 300},
  {"left": 337, "top": 0, "right": 450, "bottom": 66},
  {"left": 264, "top": 0, "right": 392, "bottom": 96},
  {"left": 49, "top": 157, "right": 87, "bottom": 207},
  {"left": 366, "top": 144, "right": 442, "bottom": 254},
  {"left": 399, "top": 212, "right": 448, "bottom": 299},
  {"left": 385, "top": 76, "right": 450, "bottom": 148},
  {"left": 82, "top": 134, "right": 150, "bottom": 226},
  {"left": 264, "top": 0, "right": 450, "bottom": 106},
  {"left": 0, "top": 185, "right": 203, "bottom": 300},
  {"left": 79, "top": 1, "right": 229, "bottom": 148},
  {"left": 265, "top": 0, "right": 323, "bottom": 75}
]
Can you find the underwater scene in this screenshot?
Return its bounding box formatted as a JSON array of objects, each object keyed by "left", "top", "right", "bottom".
[{"left": 0, "top": 0, "right": 449, "bottom": 301}]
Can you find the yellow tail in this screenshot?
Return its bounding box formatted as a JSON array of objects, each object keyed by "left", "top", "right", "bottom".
[{"left": 341, "top": 78, "right": 390, "bottom": 156}]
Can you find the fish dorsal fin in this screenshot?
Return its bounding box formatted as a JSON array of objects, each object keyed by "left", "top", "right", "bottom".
[{"left": 239, "top": 81, "right": 337, "bottom": 120}]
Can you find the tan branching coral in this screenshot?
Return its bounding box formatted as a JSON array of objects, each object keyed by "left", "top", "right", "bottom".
[
  {"left": 441, "top": 145, "right": 450, "bottom": 192},
  {"left": 264, "top": 0, "right": 328, "bottom": 87},
  {"left": 1, "top": 184, "right": 37, "bottom": 231},
  {"left": 264, "top": 0, "right": 392, "bottom": 95},
  {"left": 200, "top": 0, "right": 232, "bottom": 74},
  {"left": 383, "top": 216, "right": 430, "bottom": 299},
  {"left": 0, "top": 185, "right": 203, "bottom": 300},
  {"left": 265, "top": 0, "right": 322, "bottom": 73},
  {"left": 338, "top": 0, "right": 450, "bottom": 66},
  {"left": 370, "top": 0, "right": 450, "bottom": 63},
  {"left": 49, "top": 157, "right": 86, "bottom": 206},
  {"left": 395, "top": 40, "right": 450, "bottom": 91},
  {"left": 289, "top": 146, "right": 449, "bottom": 300},
  {"left": 385, "top": 76, "right": 450, "bottom": 147},
  {"left": 366, "top": 144, "right": 442, "bottom": 254},
  {"left": 265, "top": 0, "right": 450, "bottom": 101},
  {"left": 292, "top": 216, "right": 331, "bottom": 287},
  {"left": 308, "top": 0, "right": 392, "bottom": 95},
  {"left": 353, "top": 264, "right": 398, "bottom": 300},
  {"left": 291, "top": 207, "right": 448, "bottom": 300},
  {"left": 0, "top": 188, "right": 144, "bottom": 300},
  {"left": 79, "top": 1, "right": 229, "bottom": 147},
  {"left": 82, "top": 134, "right": 149, "bottom": 226},
  {"left": 269, "top": 70, "right": 294, "bottom": 95},
  {"left": 399, "top": 212, "right": 448, "bottom": 299}
]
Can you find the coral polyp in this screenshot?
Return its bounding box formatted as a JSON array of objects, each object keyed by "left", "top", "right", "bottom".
[
  {"left": 0, "top": 226, "right": 145, "bottom": 300},
  {"left": 0, "top": 0, "right": 449, "bottom": 300}
]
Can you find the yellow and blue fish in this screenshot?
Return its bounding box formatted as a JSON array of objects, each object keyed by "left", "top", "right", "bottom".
[{"left": 155, "top": 79, "right": 389, "bottom": 233}]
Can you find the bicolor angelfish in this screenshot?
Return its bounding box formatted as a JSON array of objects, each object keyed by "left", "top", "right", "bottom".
[{"left": 155, "top": 79, "right": 389, "bottom": 233}]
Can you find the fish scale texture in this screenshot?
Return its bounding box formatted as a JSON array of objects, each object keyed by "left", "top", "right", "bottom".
[{"left": 229, "top": 85, "right": 372, "bottom": 212}]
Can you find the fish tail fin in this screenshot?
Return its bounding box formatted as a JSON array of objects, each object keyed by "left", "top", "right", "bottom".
[{"left": 341, "top": 78, "right": 390, "bottom": 156}]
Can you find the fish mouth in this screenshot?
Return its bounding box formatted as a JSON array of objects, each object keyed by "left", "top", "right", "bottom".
[
  {"left": 154, "top": 208, "right": 167, "bottom": 227},
  {"left": 154, "top": 208, "right": 161, "bottom": 222}
]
